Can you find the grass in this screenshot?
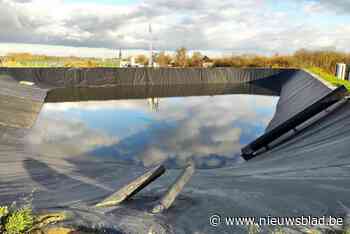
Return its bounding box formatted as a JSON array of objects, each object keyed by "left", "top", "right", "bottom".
[
  {"left": 0, "top": 202, "right": 104, "bottom": 233},
  {"left": 307, "top": 66, "right": 350, "bottom": 91},
  {"left": 0, "top": 205, "right": 34, "bottom": 234},
  {"left": 0, "top": 204, "right": 73, "bottom": 234},
  {"left": 247, "top": 224, "right": 261, "bottom": 234},
  {"left": 5, "top": 207, "right": 34, "bottom": 234},
  {"left": 1, "top": 59, "right": 121, "bottom": 68}
]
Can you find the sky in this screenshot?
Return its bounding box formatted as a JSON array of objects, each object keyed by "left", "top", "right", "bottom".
[
  {"left": 30, "top": 94, "right": 278, "bottom": 168},
  {"left": 0, "top": 0, "right": 349, "bottom": 57}
]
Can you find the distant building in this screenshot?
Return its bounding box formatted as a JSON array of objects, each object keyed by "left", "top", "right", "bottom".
[
  {"left": 202, "top": 56, "right": 214, "bottom": 68},
  {"left": 336, "top": 63, "right": 350, "bottom": 80},
  {"left": 119, "top": 56, "right": 146, "bottom": 68},
  {"left": 120, "top": 60, "right": 130, "bottom": 68}
]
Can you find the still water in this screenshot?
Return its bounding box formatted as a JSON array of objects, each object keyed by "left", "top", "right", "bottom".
[{"left": 28, "top": 94, "right": 278, "bottom": 169}]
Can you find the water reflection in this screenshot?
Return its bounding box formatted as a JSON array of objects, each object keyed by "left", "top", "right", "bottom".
[{"left": 28, "top": 94, "right": 278, "bottom": 169}]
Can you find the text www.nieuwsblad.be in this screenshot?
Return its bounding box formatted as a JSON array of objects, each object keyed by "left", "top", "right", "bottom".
[{"left": 209, "top": 214, "right": 344, "bottom": 227}]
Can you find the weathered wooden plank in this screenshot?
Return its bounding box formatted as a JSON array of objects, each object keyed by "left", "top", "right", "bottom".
[
  {"left": 95, "top": 165, "right": 166, "bottom": 208},
  {"left": 152, "top": 162, "right": 195, "bottom": 214}
]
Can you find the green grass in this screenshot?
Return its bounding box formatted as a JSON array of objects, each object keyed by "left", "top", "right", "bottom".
[
  {"left": 0, "top": 205, "right": 68, "bottom": 233},
  {"left": 0, "top": 205, "right": 34, "bottom": 234},
  {"left": 1, "top": 59, "right": 121, "bottom": 68},
  {"left": 307, "top": 66, "right": 350, "bottom": 91},
  {"left": 0, "top": 206, "right": 9, "bottom": 218},
  {"left": 5, "top": 207, "right": 34, "bottom": 234}
]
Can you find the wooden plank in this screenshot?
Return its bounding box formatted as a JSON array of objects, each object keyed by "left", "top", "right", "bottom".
[
  {"left": 152, "top": 162, "right": 195, "bottom": 214},
  {"left": 95, "top": 165, "right": 165, "bottom": 208}
]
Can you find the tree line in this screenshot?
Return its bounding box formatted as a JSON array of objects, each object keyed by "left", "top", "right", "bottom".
[
  {"left": 213, "top": 49, "right": 350, "bottom": 74},
  {"left": 1, "top": 49, "right": 350, "bottom": 75},
  {"left": 163, "top": 48, "right": 350, "bottom": 74}
]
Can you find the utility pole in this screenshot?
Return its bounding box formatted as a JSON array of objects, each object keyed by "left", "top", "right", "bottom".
[
  {"left": 149, "top": 23, "right": 153, "bottom": 67},
  {"left": 119, "top": 48, "right": 122, "bottom": 60}
]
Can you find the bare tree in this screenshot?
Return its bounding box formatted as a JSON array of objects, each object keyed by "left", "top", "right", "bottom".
[
  {"left": 189, "top": 52, "right": 203, "bottom": 67},
  {"left": 135, "top": 54, "right": 149, "bottom": 66},
  {"left": 155, "top": 51, "right": 172, "bottom": 67},
  {"left": 175, "top": 47, "right": 188, "bottom": 67}
]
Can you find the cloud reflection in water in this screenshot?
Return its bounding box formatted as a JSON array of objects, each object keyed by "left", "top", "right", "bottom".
[{"left": 28, "top": 94, "right": 278, "bottom": 169}]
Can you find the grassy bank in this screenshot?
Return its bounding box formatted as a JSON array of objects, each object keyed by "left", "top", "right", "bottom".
[
  {"left": 1, "top": 60, "right": 121, "bottom": 68},
  {"left": 0, "top": 54, "right": 121, "bottom": 68},
  {"left": 307, "top": 67, "right": 350, "bottom": 91}
]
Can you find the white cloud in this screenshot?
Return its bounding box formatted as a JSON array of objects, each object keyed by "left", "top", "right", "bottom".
[
  {"left": 36, "top": 94, "right": 278, "bottom": 168},
  {"left": 131, "top": 95, "right": 277, "bottom": 167},
  {"left": 43, "top": 99, "right": 147, "bottom": 111},
  {"left": 26, "top": 115, "right": 118, "bottom": 156},
  {"left": 139, "top": 147, "right": 168, "bottom": 167},
  {"left": 0, "top": 0, "right": 349, "bottom": 55}
]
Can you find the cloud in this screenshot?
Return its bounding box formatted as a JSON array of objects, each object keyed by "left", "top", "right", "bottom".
[
  {"left": 43, "top": 100, "right": 147, "bottom": 112},
  {"left": 303, "top": 0, "right": 350, "bottom": 14},
  {"left": 131, "top": 95, "right": 278, "bottom": 168},
  {"left": 0, "top": 0, "right": 349, "bottom": 54},
  {"left": 34, "top": 94, "right": 277, "bottom": 169},
  {"left": 139, "top": 147, "right": 168, "bottom": 167},
  {"left": 26, "top": 114, "right": 118, "bottom": 156}
]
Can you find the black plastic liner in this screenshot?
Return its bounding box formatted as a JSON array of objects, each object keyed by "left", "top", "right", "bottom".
[
  {"left": 266, "top": 70, "right": 335, "bottom": 131},
  {"left": 0, "top": 67, "right": 338, "bottom": 134},
  {"left": 0, "top": 67, "right": 286, "bottom": 88},
  {"left": 1, "top": 67, "right": 350, "bottom": 234},
  {"left": 242, "top": 85, "right": 348, "bottom": 159},
  {"left": 45, "top": 83, "right": 279, "bottom": 103}
]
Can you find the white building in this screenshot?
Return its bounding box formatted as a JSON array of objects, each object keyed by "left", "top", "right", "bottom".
[{"left": 119, "top": 56, "right": 145, "bottom": 68}]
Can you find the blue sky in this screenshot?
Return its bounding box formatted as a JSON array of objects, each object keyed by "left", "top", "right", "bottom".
[
  {"left": 0, "top": 0, "right": 349, "bottom": 56},
  {"left": 39, "top": 94, "right": 276, "bottom": 167}
]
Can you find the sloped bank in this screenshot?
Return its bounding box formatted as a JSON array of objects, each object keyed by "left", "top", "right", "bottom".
[
  {"left": 0, "top": 67, "right": 285, "bottom": 88},
  {"left": 0, "top": 67, "right": 349, "bottom": 233}
]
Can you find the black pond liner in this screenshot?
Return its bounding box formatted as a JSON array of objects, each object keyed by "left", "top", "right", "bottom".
[
  {"left": 0, "top": 67, "right": 346, "bottom": 155},
  {"left": 1, "top": 67, "right": 349, "bottom": 234},
  {"left": 242, "top": 85, "right": 348, "bottom": 160}
]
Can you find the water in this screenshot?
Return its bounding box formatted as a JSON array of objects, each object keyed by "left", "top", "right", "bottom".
[{"left": 28, "top": 94, "right": 278, "bottom": 169}]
